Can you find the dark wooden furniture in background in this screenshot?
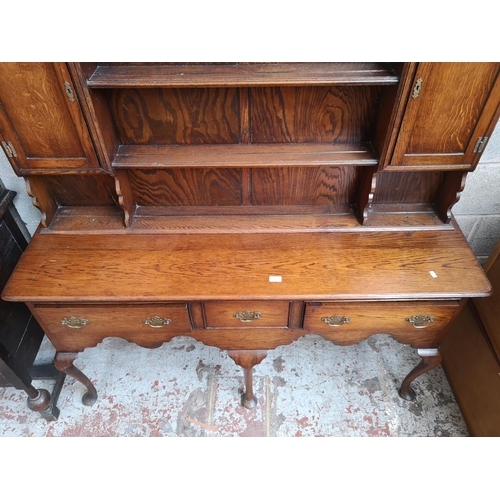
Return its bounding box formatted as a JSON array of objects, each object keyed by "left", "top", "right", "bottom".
[
  {"left": 1, "top": 63, "right": 499, "bottom": 411},
  {"left": 0, "top": 180, "right": 62, "bottom": 420},
  {"left": 441, "top": 239, "right": 500, "bottom": 436}
]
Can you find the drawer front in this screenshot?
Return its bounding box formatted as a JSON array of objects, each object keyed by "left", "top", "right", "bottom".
[
  {"left": 203, "top": 301, "right": 290, "bottom": 328},
  {"left": 33, "top": 303, "right": 192, "bottom": 350},
  {"left": 304, "top": 301, "right": 460, "bottom": 344}
]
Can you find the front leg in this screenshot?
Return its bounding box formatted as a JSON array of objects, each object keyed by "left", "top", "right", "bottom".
[
  {"left": 54, "top": 352, "right": 97, "bottom": 406},
  {"left": 228, "top": 350, "right": 267, "bottom": 409},
  {"left": 399, "top": 348, "right": 442, "bottom": 401}
]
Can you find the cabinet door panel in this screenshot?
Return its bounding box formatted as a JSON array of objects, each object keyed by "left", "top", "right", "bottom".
[
  {"left": 0, "top": 63, "right": 100, "bottom": 173},
  {"left": 389, "top": 63, "right": 500, "bottom": 169}
]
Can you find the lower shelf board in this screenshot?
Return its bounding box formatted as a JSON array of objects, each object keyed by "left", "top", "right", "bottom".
[{"left": 42, "top": 205, "right": 449, "bottom": 234}]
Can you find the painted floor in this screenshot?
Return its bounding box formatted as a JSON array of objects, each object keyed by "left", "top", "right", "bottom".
[{"left": 0, "top": 334, "right": 469, "bottom": 437}]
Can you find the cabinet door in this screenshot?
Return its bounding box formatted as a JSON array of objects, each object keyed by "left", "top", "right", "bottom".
[
  {"left": 0, "top": 63, "right": 100, "bottom": 174},
  {"left": 388, "top": 63, "right": 500, "bottom": 170}
]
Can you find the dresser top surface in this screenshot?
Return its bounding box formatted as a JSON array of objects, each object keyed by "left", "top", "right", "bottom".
[{"left": 2, "top": 229, "right": 490, "bottom": 302}]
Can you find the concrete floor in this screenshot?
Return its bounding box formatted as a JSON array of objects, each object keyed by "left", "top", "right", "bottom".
[{"left": 0, "top": 333, "right": 468, "bottom": 437}]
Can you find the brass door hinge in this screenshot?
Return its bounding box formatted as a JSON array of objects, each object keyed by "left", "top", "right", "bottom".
[
  {"left": 64, "top": 81, "right": 76, "bottom": 102},
  {"left": 473, "top": 136, "right": 489, "bottom": 154},
  {"left": 1, "top": 140, "right": 18, "bottom": 158}
]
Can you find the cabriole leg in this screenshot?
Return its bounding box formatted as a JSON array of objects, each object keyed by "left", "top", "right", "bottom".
[
  {"left": 54, "top": 352, "right": 97, "bottom": 406},
  {"left": 399, "top": 348, "right": 442, "bottom": 401},
  {"left": 228, "top": 350, "right": 267, "bottom": 409}
]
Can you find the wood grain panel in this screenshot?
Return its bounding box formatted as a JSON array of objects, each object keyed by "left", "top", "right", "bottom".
[
  {"left": 440, "top": 239, "right": 500, "bottom": 436},
  {"left": 373, "top": 171, "right": 444, "bottom": 204},
  {"left": 406, "top": 64, "right": 498, "bottom": 154},
  {"left": 441, "top": 302, "right": 500, "bottom": 436},
  {"left": 46, "top": 175, "right": 118, "bottom": 207},
  {"left": 108, "top": 87, "right": 240, "bottom": 145},
  {"left": 389, "top": 63, "right": 500, "bottom": 168},
  {"left": 250, "top": 86, "right": 381, "bottom": 143},
  {"left": 128, "top": 169, "right": 242, "bottom": 206},
  {"left": 0, "top": 63, "right": 85, "bottom": 157},
  {"left": 251, "top": 167, "right": 360, "bottom": 205}
]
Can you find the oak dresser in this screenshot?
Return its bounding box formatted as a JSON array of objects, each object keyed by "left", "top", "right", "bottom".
[{"left": 1, "top": 63, "right": 498, "bottom": 413}]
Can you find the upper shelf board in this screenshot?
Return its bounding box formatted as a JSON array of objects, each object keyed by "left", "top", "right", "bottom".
[{"left": 87, "top": 63, "right": 399, "bottom": 88}]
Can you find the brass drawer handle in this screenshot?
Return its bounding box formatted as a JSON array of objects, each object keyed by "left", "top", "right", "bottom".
[
  {"left": 61, "top": 316, "right": 89, "bottom": 329},
  {"left": 321, "top": 315, "right": 350, "bottom": 327},
  {"left": 406, "top": 315, "right": 434, "bottom": 329},
  {"left": 143, "top": 316, "right": 172, "bottom": 328},
  {"left": 233, "top": 310, "right": 262, "bottom": 323}
]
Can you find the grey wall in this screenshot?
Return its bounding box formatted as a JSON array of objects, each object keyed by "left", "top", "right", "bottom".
[
  {"left": 0, "top": 151, "right": 41, "bottom": 236},
  {"left": 452, "top": 119, "right": 500, "bottom": 263},
  {"left": 1, "top": 119, "right": 500, "bottom": 262}
]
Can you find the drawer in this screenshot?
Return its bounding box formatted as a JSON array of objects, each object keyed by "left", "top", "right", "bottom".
[
  {"left": 304, "top": 301, "right": 460, "bottom": 344},
  {"left": 33, "top": 303, "right": 192, "bottom": 351},
  {"left": 203, "top": 301, "right": 290, "bottom": 328}
]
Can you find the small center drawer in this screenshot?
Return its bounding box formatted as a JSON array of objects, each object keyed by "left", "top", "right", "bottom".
[{"left": 203, "top": 301, "right": 290, "bottom": 328}]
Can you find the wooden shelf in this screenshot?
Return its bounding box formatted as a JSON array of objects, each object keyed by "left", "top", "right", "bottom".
[
  {"left": 87, "top": 63, "right": 399, "bottom": 88},
  {"left": 41, "top": 204, "right": 453, "bottom": 235},
  {"left": 46, "top": 206, "right": 125, "bottom": 232},
  {"left": 130, "top": 210, "right": 451, "bottom": 234},
  {"left": 131, "top": 205, "right": 358, "bottom": 233},
  {"left": 366, "top": 203, "right": 449, "bottom": 228},
  {"left": 3, "top": 229, "right": 490, "bottom": 302},
  {"left": 112, "top": 143, "right": 378, "bottom": 169},
  {"left": 42, "top": 205, "right": 360, "bottom": 234}
]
